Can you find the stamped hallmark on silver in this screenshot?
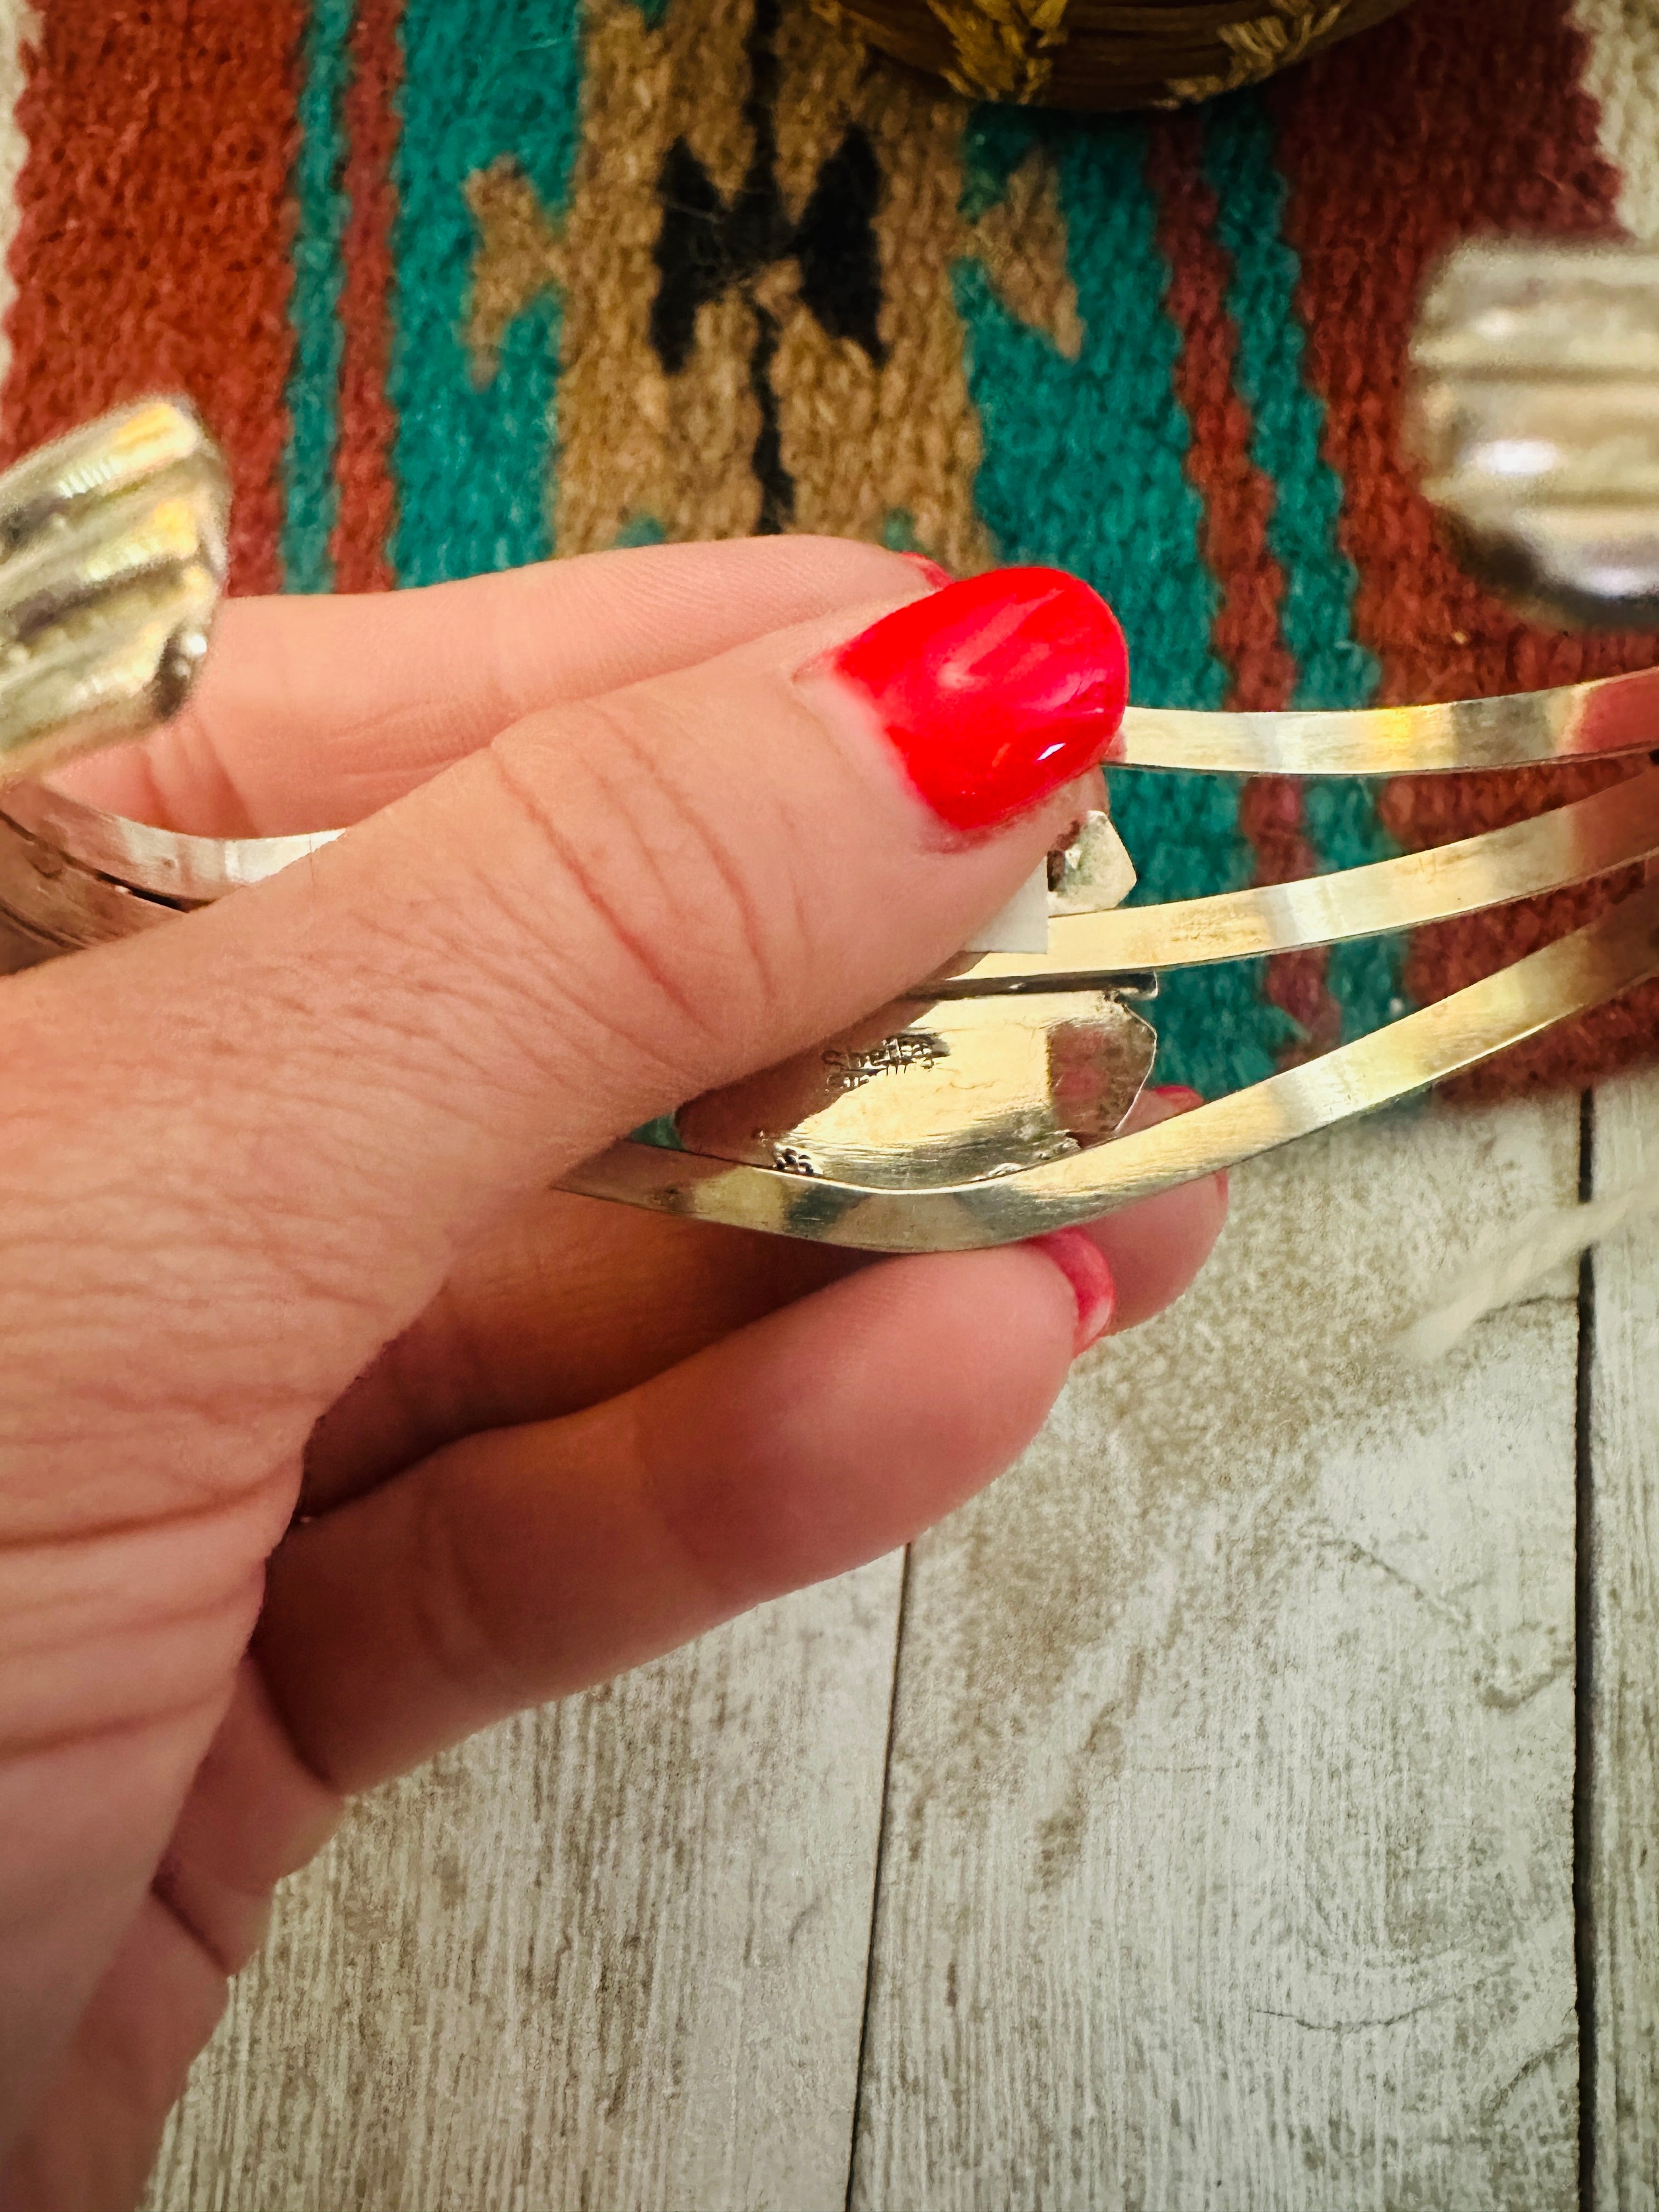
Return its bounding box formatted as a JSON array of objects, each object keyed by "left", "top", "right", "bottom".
[{"left": 822, "top": 1032, "right": 949, "bottom": 1090}]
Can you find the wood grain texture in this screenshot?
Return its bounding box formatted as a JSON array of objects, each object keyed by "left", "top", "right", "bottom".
[
  {"left": 853, "top": 1100, "right": 1582, "bottom": 2211},
  {"left": 144, "top": 1558, "right": 901, "bottom": 2212},
  {"left": 142, "top": 1099, "right": 1588, "bottom": 2210},
  {"left": 1588, "top": 1063, "right": 1659, "bottom": 2211}
]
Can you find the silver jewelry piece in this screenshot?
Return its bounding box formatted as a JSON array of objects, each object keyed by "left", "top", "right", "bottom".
[
  {"left": 0, "top": 399, "right": 334, "bottom": 976},
  {"left": 8, "top": 357, "right": 1659, "bottom": 1252}
]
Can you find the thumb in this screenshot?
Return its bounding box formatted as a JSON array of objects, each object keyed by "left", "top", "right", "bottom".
[{"left": 1, "top": 566, "right": 1127, "bottom": 1500}]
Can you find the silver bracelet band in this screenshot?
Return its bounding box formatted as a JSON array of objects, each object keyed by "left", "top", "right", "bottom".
[
  {"left": 0, "top": 782, "right": 335, "bottom": 974},
  {"left": 9, "top": 388, "right": 1659, "bottom": 1254}
]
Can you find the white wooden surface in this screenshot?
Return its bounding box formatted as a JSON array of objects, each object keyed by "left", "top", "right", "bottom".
[
  {"left": 1589, "top": 1064, "right": 1659, "bottom": 2211},
  {"left": 147, "top": 1098, "right": 1590, "bottom": 2210},
  {"left": 854, "top": 1099, "right": 1581, "bottom": 2211},
  {"left": 145, "top": 1556, "right": 902, "bottom": 2212}
]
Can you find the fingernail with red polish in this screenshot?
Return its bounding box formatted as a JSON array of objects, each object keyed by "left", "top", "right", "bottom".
[
  {"left": 899, "top": 552, "right": 955, "bottom": 589},
  {"left": 1031, "top": 1227, "right": 1117, "bottom": 1353},
  {"left": 815, "top": 566, "right": 1129, "bottom": 833}
]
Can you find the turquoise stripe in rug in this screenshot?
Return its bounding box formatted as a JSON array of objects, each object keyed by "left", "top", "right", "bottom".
[
  {"left": 956, "top": 107, "right": 1291, "bottom": 1099},
  {"left": 283, "top": 0, "right": 353, "bottom": 593},
  {"left": 391, "top": 0, "right": 582, "bottom": 584},
  {"left": 1203, "top": 89, "right": 1406, "bottom": 1046}
]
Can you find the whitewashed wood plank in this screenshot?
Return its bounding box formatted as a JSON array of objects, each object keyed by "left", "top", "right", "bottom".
[
  {"left": 1588, "top": 1062, "right": 1659, "bottom": 2211},
  {"left": 144, "top": 1555, "right": 901, "bottom": 2212},
  {"left": 853, "top": 1099, "right": 1581, "bottom": 2211}
]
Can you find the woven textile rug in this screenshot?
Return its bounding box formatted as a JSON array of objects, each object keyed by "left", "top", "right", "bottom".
[{"left": 6, "top": 0, "right": 1659, "bottom": 1095}]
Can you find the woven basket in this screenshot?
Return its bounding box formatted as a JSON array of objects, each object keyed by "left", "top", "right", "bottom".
[{"left": 821, "top": 0, "right": 1413, "bottom": 109}]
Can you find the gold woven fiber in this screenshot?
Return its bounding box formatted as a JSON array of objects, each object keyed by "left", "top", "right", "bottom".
[{"left": 816, "top": 0, "right": 1414, "bottom": 109}]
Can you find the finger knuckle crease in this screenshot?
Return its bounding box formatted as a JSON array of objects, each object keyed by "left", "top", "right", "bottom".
[{"left": 486, "top": 702, "right": 786, "bottom": 1055}]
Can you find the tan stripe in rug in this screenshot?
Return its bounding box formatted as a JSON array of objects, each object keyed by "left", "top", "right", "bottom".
[{"left": 466, "top": 0, "right": 1085, "bottom": 570}]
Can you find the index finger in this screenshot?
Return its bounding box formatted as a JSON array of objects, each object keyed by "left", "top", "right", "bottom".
[{"left": 54, "top": 536, "right": 936, "bottom": 837}]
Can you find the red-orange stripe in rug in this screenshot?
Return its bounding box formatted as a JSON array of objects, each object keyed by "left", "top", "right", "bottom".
[
  {"left": 1271, "top": 0, "right": 1659, "bottom": 1093},
  {"left": 1146, "top": 110, "right": 1339, "bottom": 1060},
  {"left": 2, "top": 3, "right": 305, "bottom": 596},
  {"left": 332, "top": 0, "right": 403, "bottom": 592}
]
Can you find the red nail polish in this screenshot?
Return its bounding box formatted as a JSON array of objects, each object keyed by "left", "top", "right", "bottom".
[
  {"left": 826, "top": 566, "right": 1129, "bottom": 832},
  {"left": 1030, "top": 1227, "right": 1116, "bottom": 1353},
  {"left": 898, "top": 552, "right": 954, "bottom": 589}
]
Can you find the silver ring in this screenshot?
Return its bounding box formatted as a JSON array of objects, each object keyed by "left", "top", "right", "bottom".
[{"left": 0, "top": 398, "right": 333, "bottom": 972}]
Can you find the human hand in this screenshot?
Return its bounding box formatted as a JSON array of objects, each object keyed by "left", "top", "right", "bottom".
[{"left": 0, "top": 540, "right": 1224, "bottom": 2210}]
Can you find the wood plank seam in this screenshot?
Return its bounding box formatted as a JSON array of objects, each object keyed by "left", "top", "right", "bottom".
[
  {"left": 844, "top": 1542, "right": 915, "bottom": 2212},
  {"left": 1576, "top": 1086, "right": 1598, "bottom": 2212}
]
